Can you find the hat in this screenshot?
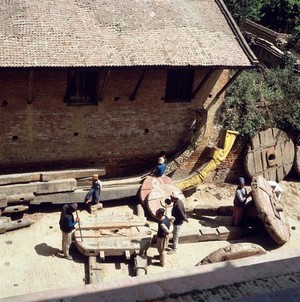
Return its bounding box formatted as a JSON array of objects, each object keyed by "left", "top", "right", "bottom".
[
  {"left": 238, "top": 177, "right": 245, "bottom": 185},
  {"left": 158, "top": 157, "right": 164, "bottom": 164},
  {"left": 170, "top": 191, "right": 179, "bottom": 199},
  {"left": 69, "top": 203, "right": 78, "bottom": 211},
  {"left": 156, "top": 208, "right": 165, "bottom": 216}
]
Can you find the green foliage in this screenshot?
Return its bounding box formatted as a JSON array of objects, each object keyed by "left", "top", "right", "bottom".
[
  {"left": 220, "top": 65, "right": 300, "bottom": 138},
  {"left": 223, "top": 0, "right": 267, "bottom": 21},
  {"left": 224, "top": 0, "right": 300, "bottom": 37},
  {"left": 260, "top": 0, "right": 300, "bottom": 33}
]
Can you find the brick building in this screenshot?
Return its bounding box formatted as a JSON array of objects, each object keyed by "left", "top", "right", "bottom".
[{"left": 0, "top": 0, "right": 258, "bottom": 177}]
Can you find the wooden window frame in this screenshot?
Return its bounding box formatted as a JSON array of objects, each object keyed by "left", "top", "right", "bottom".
[
  {"left": 164, "top": 69, "right": 195, "bottom": 102},
  {"left": 64, "top": 70, "right": 99, "bottom": 105}
]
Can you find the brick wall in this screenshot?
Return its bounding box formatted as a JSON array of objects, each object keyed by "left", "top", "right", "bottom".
[{"left": 0, "top": 68, "right": 224, "bottom": 177}]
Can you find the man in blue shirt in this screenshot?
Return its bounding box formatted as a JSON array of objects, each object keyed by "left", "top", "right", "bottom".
[{"left": 152, "top": 157, "right": 166, "bottom": 177}]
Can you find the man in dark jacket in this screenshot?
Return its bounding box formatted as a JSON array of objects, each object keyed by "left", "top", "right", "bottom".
[
  {"left": 155, "top": 208, "right": 172, "bottom": 267},
  {"left": 168, "top": 191, "right": 188, "bottom": 255},
  {"left": 232, "top": 177, "right": 251, "bottom": 226},
  {"left": 59, "top": 203, "right": 80, "bottom": 260}
]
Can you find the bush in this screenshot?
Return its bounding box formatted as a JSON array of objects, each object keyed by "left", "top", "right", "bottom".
[{"left": 220, "top": 64, "right": 300, "bottom": 138}]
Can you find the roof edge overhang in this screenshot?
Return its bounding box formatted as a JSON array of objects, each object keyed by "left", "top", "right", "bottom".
[
  {"left": 0, "top": 65, "right": 256, "bottom": 71},
  {"left": 215, "top": 0, "right": 260, "bottom": 66}
]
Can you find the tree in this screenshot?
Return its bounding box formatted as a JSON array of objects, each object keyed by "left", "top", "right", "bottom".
[{"left": 220, "top": 62, "right": 300, "bottom": 138}]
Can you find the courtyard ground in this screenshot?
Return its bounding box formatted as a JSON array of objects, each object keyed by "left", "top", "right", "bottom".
[{"left": 0, "top": 178, "right": 299, "bottom": 300}]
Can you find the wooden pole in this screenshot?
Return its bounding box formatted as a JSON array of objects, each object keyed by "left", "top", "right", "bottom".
[{"left": 76, "top": 210, "right": 83, "bottom": 242}]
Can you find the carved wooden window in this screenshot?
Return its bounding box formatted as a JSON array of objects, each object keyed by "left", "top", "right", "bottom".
[
  {"left": 165, "top": 69, "right": 194, "bottom": 102},
  {"left": 65, "top": 70, "right": 99, "bottom": 105}
]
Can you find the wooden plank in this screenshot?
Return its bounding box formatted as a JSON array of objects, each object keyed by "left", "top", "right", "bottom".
[
  {"left": 41, "top": 168, "right": 106, "bottom": 181},
  {"left": 7, "top": 193, "right": 34, "bottom": 204},
  {"left": 35, "top": 178, "right": 77, "bottom": 194},
  {"left": 0, "top": 195, "right": 7, "bottom": 208},
  {"left": 89, "top": 256, "right": 103, "bottom": 284},
  {"left": 245, "top": 128, "right": 294, "bottom": 182},
  {"left": 2, "top": 205, "right": 29, "bottom": 214},
  {"left": 193, "top": 205, "right": 233, "bottom": 216},
  {"left": 264, "top": 128, "right": 273, "bottom": 147},
  {"left": 0, "top": 173, "right": 41, "bottom": 186},
  {"left": 31, "top": 190, "right": 86, "bottom": 205},
  {"left": 253, "top": 151, "right": 263, "bottom": 174},
  {"left": 0, "top": 179, "right": 77, "bottom": 195},
  {"left": 251, "top": 134, "right": 261, "bottom": 150}
]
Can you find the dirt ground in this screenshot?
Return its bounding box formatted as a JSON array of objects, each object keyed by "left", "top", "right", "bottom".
[{"left": 0, "top": 178, "right": 299, "bottom": 299}]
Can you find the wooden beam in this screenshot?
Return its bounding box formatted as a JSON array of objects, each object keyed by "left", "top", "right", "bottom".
[
  {"left": 129, "top": 69, "right": 146, "bottom": 101},
  {"left": 98, "top": 70, "right": 110, "bottom": 101},
  {"left": 191, "top": 69, "right": 215, "bottom": 99},
  {"left": 206, "top": 69, "right": 243, "bottom": 111},
  {"left": 27, "top": 70, "right": 33, "bottom": 104}
]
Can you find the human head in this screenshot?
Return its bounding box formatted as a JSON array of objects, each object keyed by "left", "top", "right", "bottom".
[
  {"left": 170, "top": 191, "right": 179, "bottom": 202},
  {"left": 69, "top": 203, "right": 78, "bottom": 212},
  {"left": 155, "top": 207, "right": 165, "bottom": 219},
  {"left": 159, "top": 151, "right": 166, "bottom": 158},
  {"left": 165, "top": 198, "right": 172, "bottom": 205},
  {"left": 238, "top": 177, "right": 245, "bottom": 186},
  {"left": 92, "top": 174, "right": 99, "bottom": 180},
  {"left": 158, "top": 157, "right": 164, "bottom": 164}
]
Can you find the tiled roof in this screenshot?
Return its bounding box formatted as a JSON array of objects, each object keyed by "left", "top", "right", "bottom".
[{"left": 0, "top": 0, "right": 258, "bottom": 68}]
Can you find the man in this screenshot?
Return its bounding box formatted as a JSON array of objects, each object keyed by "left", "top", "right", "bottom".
[
  {"left": 59, "top": 203, "right": 80, "bottom": 260},
  {"left": 159, "top": 151, "right": 167, "bottom": 164},
  {"left": 152, "top": 157, "right": 166, "bottom": 177},
  {"left": 232, "top": 177, "right": 251, "bottom": 227},
  {"left": 84, "top": 174, "right": 102, "bottom": 205},
  {"left": 168, "top": 191, "right": 188, "bottom": 255},
  {"left": 155, "top": 208, "right": 172, "bottom": 267}
]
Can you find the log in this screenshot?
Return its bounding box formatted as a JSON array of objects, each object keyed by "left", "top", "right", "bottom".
[
  {"left": 196, "top": 243, "right": 267, "bottom": 265},
  {"left": 0, "top": 218, "right": 34, "bottom": 233}
]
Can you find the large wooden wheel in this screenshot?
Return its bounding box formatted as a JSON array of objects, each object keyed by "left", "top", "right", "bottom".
[
  {"left": 251, "top": 175, "right": 290, "bottom": 245},
  {"left": 244, "top": 128, "right": 295, "bottom": 182},
  {"left": 295, "top": 137, "right": 300, "bottom": 176},
  {"left": 139, "top": 176, "right": 184, "bottom": 219}
]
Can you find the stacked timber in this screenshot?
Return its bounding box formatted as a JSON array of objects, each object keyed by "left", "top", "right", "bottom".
[{"left": 0, "top": 168, "right": 105, "bottom": 216}]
